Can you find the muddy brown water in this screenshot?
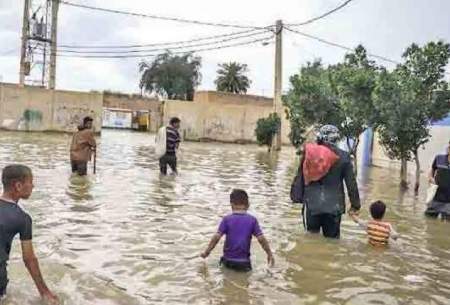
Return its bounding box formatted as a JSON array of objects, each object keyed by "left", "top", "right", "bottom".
[{"left": 0, "top": 129, "right": 448, "bottom": 305}]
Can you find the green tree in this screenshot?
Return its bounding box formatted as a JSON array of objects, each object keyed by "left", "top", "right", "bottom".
[
  {"left": 215, "top": 62, "right": 251, "bottom": 94},
  {"left": 373, "top": 41, "right": 450, "bottom": 190},
  {"left": 139, "top": 51, "right": 201, "bottom": 101},
  {"left": 329, "top": 45, "right": 380, "bottom": 168},
  {"left": 284, "top": 60, "right": 341, "bottom": 149},
  {"left": 255, "top": 113, "right": 280, "bottom": 152}
]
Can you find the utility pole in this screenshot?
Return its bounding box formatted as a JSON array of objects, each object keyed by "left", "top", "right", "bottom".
[
  {"left": 19, "top": 0, "right": 30, "bottom": 86},
  {"left": 48, "top": 0, "right": 59, "bottom": 89},
  {"left": 272, "top": 19, "right": 283, "bottom": 151},
  {"left": 18, "top": 0, "right": 56, "bottom": 88}
]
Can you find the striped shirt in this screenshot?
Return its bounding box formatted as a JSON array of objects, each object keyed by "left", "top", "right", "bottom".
[
  {"left": 166, "top": 125, "right": 181, "bottom": 155},
  {"left": 355, "top": 219, "right": 398, "bottom": 246}
]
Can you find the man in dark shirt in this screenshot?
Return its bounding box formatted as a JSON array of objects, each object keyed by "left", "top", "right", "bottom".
[
  {"left": 0, "top": 165, "right": 59, "bottom": 304},
  {"left": 426, "top": 141, "right": 450, "bottom": 219},
  {"left": 159, "top": 117, "right": 181, "bottom": 175}
]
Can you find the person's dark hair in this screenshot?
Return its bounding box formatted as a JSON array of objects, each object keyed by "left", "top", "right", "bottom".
[
  {"left": 169, "top": 117, "right": 181, "bottom": 126},
  {"left": 83, "top": 116, "right": 93, "bottom": 126},
  {"left": 370, "top": 200, "right": 386, "bottom": 220},
  {"left": 230, "top": 189, "right": 249, "bottom": 206},
  {"left": 1, "top": 165, "right": 32, "bottom": 191}
]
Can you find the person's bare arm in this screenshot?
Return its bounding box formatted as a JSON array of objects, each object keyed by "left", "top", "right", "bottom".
[
  {"left": 350, "top": 214, "right": 368, "bottom": 230},
  {"left": 256, "top": 235, "right": 274, "bottom": 267},
  {"left": 200, "top": 233, "right": 222, "bottom": 258},
  {"left": 429, "top": 169, "right": 436, "bottom": 184},
  {"left": 21, "top": 240, "right": 59, "bottom": 304},
  {"left": 389, "top": 225, "right": 399, "bottom": 241},
  {"left": 88, "top": 131, "right": 97, "bottom": 150}
]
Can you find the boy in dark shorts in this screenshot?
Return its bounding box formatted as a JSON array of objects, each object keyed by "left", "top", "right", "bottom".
[
  {"left": 0, "top": 165, "right": 59, "bottom": 304},
  {"left": 200, "top": 189, "right": 274, "bottom": 271}
]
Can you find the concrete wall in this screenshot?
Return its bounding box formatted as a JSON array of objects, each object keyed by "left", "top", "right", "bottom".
[
  {"left": 0, "top": 83, "right": 103, "bottom": 133},
  {"left": 103, "top": 92, "right": 161, "bottom": 132},
  {"left": 163, "top": 91, "right": 291, "bottom": 144},
  {"left": 372, "top": 125, "right": 450, "bottom": 175}
]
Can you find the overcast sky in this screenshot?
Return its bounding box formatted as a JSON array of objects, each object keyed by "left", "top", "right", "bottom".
[{"left": 1, "top": 0, "right": 449, "bottom": 96}]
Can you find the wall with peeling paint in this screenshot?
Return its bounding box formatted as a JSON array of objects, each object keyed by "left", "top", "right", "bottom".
[
  {"left": 162, "top": 92, "right": 291, "bottom": 144},
  {"left": 0, "top": 83, "right": 103, "bottom": 133}
]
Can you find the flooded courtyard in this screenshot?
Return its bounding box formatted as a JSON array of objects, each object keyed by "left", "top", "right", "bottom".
[{"left": 0, "top": 129, "right": 449, "bottom": 305}]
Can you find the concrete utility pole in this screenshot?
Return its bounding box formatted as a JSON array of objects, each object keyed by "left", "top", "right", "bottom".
[
  {"left": 19, "top": 0, "right": 30, "bottom": 86},
  {"left": 48, "top": 0, "right": 60, "bottom": 89},
  {"left": 272, "top": 19, "right": 283, "bottom": 151}
]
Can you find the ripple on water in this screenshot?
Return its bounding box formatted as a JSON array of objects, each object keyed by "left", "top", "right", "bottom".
[{"left": 0, "top": 130, "right": 449, "bottom": 305}]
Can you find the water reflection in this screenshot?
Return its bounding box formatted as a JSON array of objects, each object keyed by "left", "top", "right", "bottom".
[
  {"left": 0, "top": 129, "right": 449, "bottom": 305},
  {"left": 67, "top": 174, "right": 94, "bottom": 202}
]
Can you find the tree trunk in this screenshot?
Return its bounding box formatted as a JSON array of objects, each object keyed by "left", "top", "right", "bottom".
[
  {"left": 400, "top": 158, "right": 408, "bottom": 189},
  {"left": 347, "top": 137, "right": 359, "bottom": 175},
  {"left": 414, "top": 150, "right": 420, "bottom": 195}
]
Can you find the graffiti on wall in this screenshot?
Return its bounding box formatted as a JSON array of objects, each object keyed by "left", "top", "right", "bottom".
[
  {"left": 17, "top": 109, "right": 43, "bottom": 131},
  {"left": 204, "top": 117, "right": 226, "bottom": 137},
  {"left": 54, "top": 105, "right": 96, "bottom": 131}
]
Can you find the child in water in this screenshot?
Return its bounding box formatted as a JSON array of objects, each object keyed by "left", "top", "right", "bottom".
[
  {"left": 350, "top": 200, "right": 399, "bottom": 246},
  {"left": 200, "top": 189, "right": 274, "bottom": 271}
]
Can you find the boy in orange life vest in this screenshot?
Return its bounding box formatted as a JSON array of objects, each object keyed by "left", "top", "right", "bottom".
[{"left": 350, "top": 201, "right": 399, "bottom": 246}]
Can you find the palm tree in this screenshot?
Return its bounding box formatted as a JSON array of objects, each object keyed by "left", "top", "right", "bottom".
[{"left": 215, "top": 62, "right": 251, "bottom": 94}]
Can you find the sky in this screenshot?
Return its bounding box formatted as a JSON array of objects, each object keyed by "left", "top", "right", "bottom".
[{"left": 1, "top": 0, "right": 450, "bottom": 96}]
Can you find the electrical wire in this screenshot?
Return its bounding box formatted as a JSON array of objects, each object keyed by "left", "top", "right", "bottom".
[
  {"left": 286, "top": 0, "right": 356, "bottom": 27},
  {"left": 51, "top": 30, "right": 270, "bottom": 54},
  {"left": 285, "top": 26, "right": 400, "bottom": 64},
  {"left": 59, "top": 0, "right": 267, "bottom": 30},
  {"left": 57, "top": 28, "right": 270, "bottom": 49},
  {"left": 35, "top": 35, "right": 273, "bottom": 59}
]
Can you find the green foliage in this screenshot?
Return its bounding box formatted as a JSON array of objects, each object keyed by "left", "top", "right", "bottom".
[
  {"left": 255, "top": 113, "right": 280, "bottom": 149},
  {"left": 374, "top": 41, "right": 450, "bottom": 163},
  {"left": 215, "top": 62, "right": 251, "bottom": 94},
  {"left": 284, "top": 60, "right": 339, "bottom": 148},
  {"left": 329, "top": 45, "right": 380, "bottom": 156},
  {"left": 373, "top": 70, "right": 429, "bottom": 162},
  {"left": 284, "top": 46, "right": 378, "bottom": 158},
  {"left": 139, "top": 51, "right": 202, "bottom": 101}
]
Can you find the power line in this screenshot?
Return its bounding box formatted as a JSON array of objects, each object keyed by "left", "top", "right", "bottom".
[
  {"left": 52, "top": 30, "right": 270, "bottom": 54},
  {"left": 35, "top": 35, "right": 273, "bottom": 59},
  {"left": 60, "top": 0, "right": 267, "bottom": 30},
  {"left": 285, "top": 26, "right": 401, "bottom": 65},
  {"left": 286, "top": 0, "right": 356, "bottom": 27},
  {"left": 57, "top": 28, "right": 269, "bottom": 49}
]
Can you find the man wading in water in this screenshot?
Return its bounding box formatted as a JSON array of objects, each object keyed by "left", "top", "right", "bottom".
[
  {"left": 0, "top": 165, "right": 59, "bottom": 304},
  {"left": 291, "top": 125, "right": 361, "bottom": 238},
  {"left": 159, "top": 117, "right": 181, "bottom": 175},
  {"left": 70, "top": 116, "right": 96, "bottom": 176}
]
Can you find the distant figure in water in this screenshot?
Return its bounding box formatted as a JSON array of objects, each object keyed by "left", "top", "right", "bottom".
[
  {"left": 0, "top": 165, "right": 59, "bottom": 304},
  {"left": 70, "top": 116, "right": 96, "bottom": 176},
  {"left": 425, "top": 140, "right": 450, "bottom": 220},
  {"left": 350, "top": 201, "right": 399, "bottom": 246},
  {"left": 200, "top": 189, "right": 274, "bottom": 272},
  {"left": 159, "top": 117, "right": 181, "bottom": 175}
]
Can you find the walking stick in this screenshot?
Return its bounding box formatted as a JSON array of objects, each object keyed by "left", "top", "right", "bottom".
[{"left": 93, "top": 148, "right": 97, "bottom": 174}]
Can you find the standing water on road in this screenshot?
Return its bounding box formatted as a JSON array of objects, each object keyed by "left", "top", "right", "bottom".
[{"left": 0, "top": 129, "right": 449, "bottom": 305}]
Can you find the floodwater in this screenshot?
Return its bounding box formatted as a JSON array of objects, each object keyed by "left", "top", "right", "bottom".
[{"left": 0, "top": 129, "right": 449, "bottom": 305}]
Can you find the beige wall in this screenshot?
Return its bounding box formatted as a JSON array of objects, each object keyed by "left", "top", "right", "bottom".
[
  {"left": 163, "top": 91, "right": 291, "bottom": 144},
  {"left": 103, "top": 92, "right": 161, "bottom": 132},
  {"left": 0, "top": 83, "right": 103, "bottom": 133},
  {"left": 372, "top": 126, "right": 450, "bottom": 175}
]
